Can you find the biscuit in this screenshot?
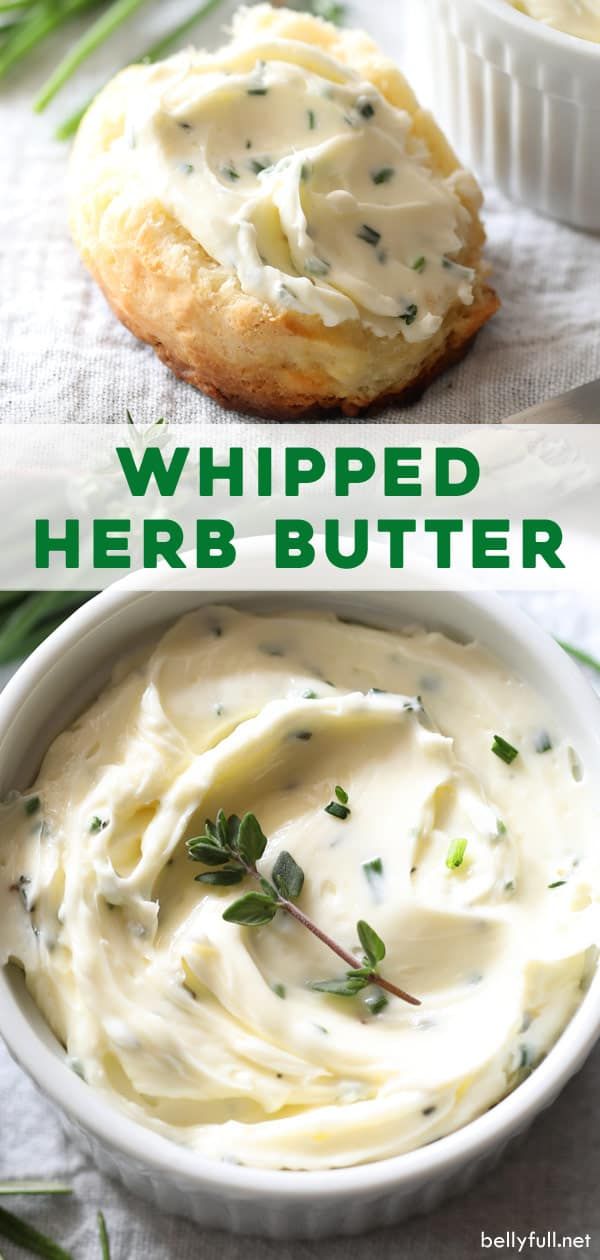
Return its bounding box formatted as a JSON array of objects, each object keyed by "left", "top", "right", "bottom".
[{"left": 69, "top": 6, "right": 499, "bottom": 419}]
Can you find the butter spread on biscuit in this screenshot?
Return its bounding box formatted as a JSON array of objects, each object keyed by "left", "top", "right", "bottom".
[
  {"left": 507, "top": 0, "right": 600, "bottom": 40},
  {"left": 119, "top": 17, "right": 480, "bottom": 342},
  {"left": 1, "top": 607, "right": 599, "bottom": 1171}
]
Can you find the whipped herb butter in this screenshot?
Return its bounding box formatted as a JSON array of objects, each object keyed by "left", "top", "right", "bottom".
[
  {"left": 118, "top": 9, "right": 479, "bottom": 341},
  {"left": 1, "top": 607, "right": 598, "bottom": 1171},
  {"left": 508, "top": 0, "right": 600, "bottom": 41}
]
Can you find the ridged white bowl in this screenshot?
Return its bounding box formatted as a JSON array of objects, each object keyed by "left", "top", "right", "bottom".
[
  {"left": 421, "top": 0, "right": 600, "bottom": 230},
  {"left": 1, "top": 549, "right": 600, "bottom": 1237}
]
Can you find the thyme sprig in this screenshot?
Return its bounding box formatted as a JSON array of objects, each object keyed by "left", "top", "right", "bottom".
[{"left": 187, "top": 811, "right": 420, "bottom": 1007}]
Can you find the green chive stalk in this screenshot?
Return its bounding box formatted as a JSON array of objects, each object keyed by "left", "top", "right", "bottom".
[
  {"left": 97, "top": 1211, "right": 111, "bottom": 1260},
  {"left": 0, "top": 0, "right": 99, "bottom": 80},
  {"left": 35, "top": 0, "right": 152, "bottom": 112},
  {"left": 0, "top": 592, "right": 90, "bottom": 664},
  {"left": 0, "top": 1204, "right": 73, "bottom": 1260},
  {"left": 56, "top": 0, "right": 226, "bottom": 140},
  {"left": 558, "top": 639, "right": 600, "bottom": 677}
]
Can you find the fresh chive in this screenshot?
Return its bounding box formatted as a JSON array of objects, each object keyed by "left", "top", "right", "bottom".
[
  {"left": 302, "top": 689, "right": 318, "bottom": 699},
  {"left": 356, "top": 97, "right": 375, "bottom": 119},
  {"left": 519, "top": 1044, "right": 532, "bottom": 1070},
  {"left": 412, "top": 256, "right": 426, "bottom": 272},
  {"left": 272, "top": 982, "right": 286, "bottom": 999},
  {"left": 535, "top": 731, "right": 552, "bottom": 753},
  {"left": 0, "top": 1205, "right": 73, "bottom": 1260},
  {"left": 34, "top": 0, "right": 149, "bottom": 112},
  {"left": 304, "top": 256, "right": 330, "bottom": 277},
  {"left": 492, "top": 734, "right": 519, "bottom": 765},
  {"left": 325, "top": 801, "right": 351, "bottom": 820},
  {"left": 0, "top": 592, "right": 90, "bottom": 666},
  {"left": 294, "top": 731, "right": 312, "bottom": 741},
  {"left": 496, "top": 819, "right": 507, "bottom": 836},
  {"left": 249, "top": 158, "right": 271, "bottom": 175},
  {"left": 221, "top": 162, "right": 239, "bottom": 181},
  {"left": 90, "top": 817, "right": 108, "bottom": 833},
  {"left": 0, "top": 0, "right": 96, "bottom": 81},
  {"left": 363, "top": 857, "right": 383, "bottom": 878},
  {"left": 400, "top": 303, "right": 418, "bottom": 326},
  {"left": 307, "top": 108, "right": 316, "bottom": 130},
  {"left": 56, "top": 0, "right": 227, "bottom": 140},
  {"left": 180, "top": 162, "right": 194, "bottom": 175},
  {"left": 335, "top": 786, "right": 348, "bottom": 805},
  {"left": 558, "top": 640, "right": 600, "bottom": 675},
  {"left": 372, "top": 167, "right": 394, "bottom": 185},
  {"left": 446, "top": 838, "right": 468, "bottom": 870},
  {"left": 548, "top": 880, "right": 567, "bottom": 889},
  {"left": 97, "top": 1211, "right": 111, "bottom": 1260},
  {"left": 357, "top": 224, "right": 381, "bottom": 247},
  {"left": 24, "top": 796, "right": 40, "bottom": 816},
  {"left": 0, "top": 1184, "right": 71, "bottom": 1197},
  {"left": 248, "top": 86, "right": 268, "bottom": 96}
]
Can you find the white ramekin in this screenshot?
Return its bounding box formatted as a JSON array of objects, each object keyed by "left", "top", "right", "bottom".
[
  {"left": 420, "top": 0, "right": 600, "bottom": 230},
  {"left": 1, "top": 545, "right": 600, "bottom": 1238}
]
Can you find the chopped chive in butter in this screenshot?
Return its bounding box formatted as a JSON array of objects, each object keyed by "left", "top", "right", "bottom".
[
  {"left": 362, "top": 856, "right": 384, "bottom": 897},
  {"left": 24, "top": 797, "right": 40, "bottom": 816},
  {"left": 250, "top": 158, "right": 271, "bottom": 175},
  {"left": 535, "top": 731, "right": 553, "bottom": 753},
  {"left": 90, "top": 816, "right": 108, "bottom": 833},
  {"left": 372, "top": 167, "right": 394, "bottom": 185},
  {"left": 446, "top": 838, "right": 468, "bottom": 870},
  {"left": 335, "top": 786, "right": 349, "bottom": 805},
  {"left": 356, "top": 97, "right": 375, "bottom": 119},
  {"left": 307, "top": 109, "right": 317, "bottom": 130},
  {"left": 357, "top": 224, "right": 381, "bottom": 247},
  {"left": 492, "top": 734, "right": 519, "bottom": 765},
  {"left": 304, "top": 256, "right": 331, "bottom": 277},
  {"left": 400, "top": 303, "right": 418, "bottom": 326},
  {"left": 412, "top": 256, "right": 426, "bottom": 272},
  {"left": 325, "top": 800, "right": 351, "bottom": 820}
]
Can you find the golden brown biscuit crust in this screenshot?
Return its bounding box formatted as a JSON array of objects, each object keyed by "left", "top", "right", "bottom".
[{"left": 69, "top": 7, "right": 499, "bottom": 419}]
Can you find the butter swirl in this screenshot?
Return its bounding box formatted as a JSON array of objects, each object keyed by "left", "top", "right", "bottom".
[{"left": 121, "top": 10, "right": 479, "bottom": 341}]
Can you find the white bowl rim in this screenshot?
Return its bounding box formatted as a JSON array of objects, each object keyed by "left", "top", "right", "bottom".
[
  {"left": 471, "top": 0, "right": 600, "bottom": 59},
  {"left": 1, "top": 564, "right": 600, "bottom": 1202}
]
